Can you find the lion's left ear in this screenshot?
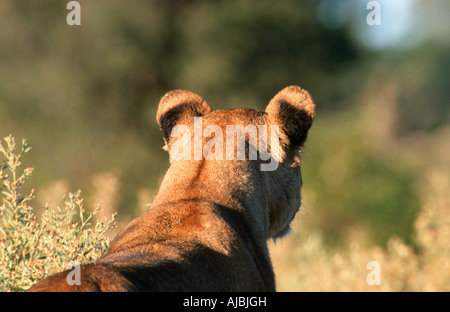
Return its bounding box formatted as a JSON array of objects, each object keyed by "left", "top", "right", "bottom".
[
  {"left": 156, "top": 90, "right": 211, "bottom": 149},
  {"left": 265, "top": 86, "right": 315, "bottom": 152}
]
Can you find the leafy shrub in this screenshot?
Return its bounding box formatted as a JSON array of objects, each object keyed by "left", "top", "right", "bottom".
[{"left": 0, "top": 135, "right": 117, "bottom": 292}]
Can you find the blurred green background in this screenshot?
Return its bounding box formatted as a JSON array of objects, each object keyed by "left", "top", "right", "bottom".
[{"left": 1, "top": 0, "right": 449, "bottom": 252}]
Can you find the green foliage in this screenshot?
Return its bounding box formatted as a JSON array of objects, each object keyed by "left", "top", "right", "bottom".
[
  {"left": 0, "top": 135, "right": 117, "bottom": 292},
  {"left": 0, "top": 0, "right": 448, "bottom": 272},
  {"left": 0, "top": 1, "right": 363, "bottom": 218},
  {"left": 301, "top": 100, "right": 422, "bottom": 247}
]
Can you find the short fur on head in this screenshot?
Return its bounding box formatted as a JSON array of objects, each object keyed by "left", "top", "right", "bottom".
[{"left": 29, "top": 86, "right": 315, "bottom": 292}]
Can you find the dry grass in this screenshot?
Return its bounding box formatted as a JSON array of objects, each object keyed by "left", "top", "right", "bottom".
[{"left": 270, "top": 169, "right": 450, "bottom": 291}]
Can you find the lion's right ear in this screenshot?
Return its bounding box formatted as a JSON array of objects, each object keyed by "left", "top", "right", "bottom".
[
  {"left": 265, "top": 86, "right": 315, "bottom": 151},
  {"left": 156, "top": 90, "right": 211, "bottom": 148}
]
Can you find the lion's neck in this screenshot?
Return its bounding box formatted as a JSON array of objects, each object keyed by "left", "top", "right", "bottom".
[{"left": 151, "top": 160, "right": 270, "bottom": 242}]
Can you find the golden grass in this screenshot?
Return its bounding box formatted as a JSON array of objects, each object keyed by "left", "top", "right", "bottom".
[{"left": 270, "top": 169, "right": 450, "bottom": 291}]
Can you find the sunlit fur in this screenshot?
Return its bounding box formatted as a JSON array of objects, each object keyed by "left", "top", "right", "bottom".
[{"left": 29, "top": 86, "right": 315, "bottom": 292}]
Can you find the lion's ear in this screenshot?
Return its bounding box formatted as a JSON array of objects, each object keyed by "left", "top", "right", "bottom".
[
  {"left": 156, "top": 90, "right": 211, "bottom": 147},
  {"left": 265, "top": 86, "right": 315, "bottom": 151}
]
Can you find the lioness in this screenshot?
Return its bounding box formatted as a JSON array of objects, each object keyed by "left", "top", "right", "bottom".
[{"left": 29, "top": 86, "right": 315, "bottom": 292}]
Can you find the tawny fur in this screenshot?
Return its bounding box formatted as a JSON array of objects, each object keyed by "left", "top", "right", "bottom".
[{"left": 29, "top": 86, "right": 315, "bottom": 292}]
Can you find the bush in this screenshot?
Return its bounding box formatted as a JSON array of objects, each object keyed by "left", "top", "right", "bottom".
[{"left": 0, "top": 135, "right": 117, "bottom": 292}]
